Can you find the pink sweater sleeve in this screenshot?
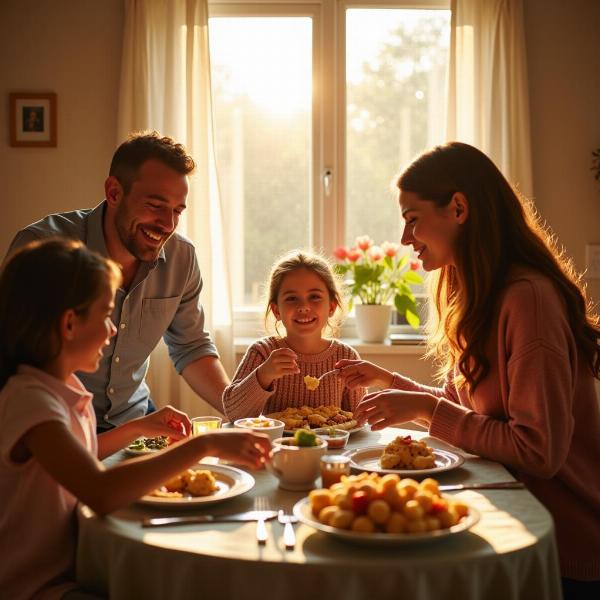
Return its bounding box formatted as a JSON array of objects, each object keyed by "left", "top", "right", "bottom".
[
  {"left": 222, "top": 342, "right": 274, "bottom": 421},
  {"left": 428, "top": 276, "right": 578, "bottom": 478}
]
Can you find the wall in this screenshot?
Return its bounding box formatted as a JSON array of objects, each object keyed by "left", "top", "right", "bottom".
[
  {"left": 1, "top": 0, "right": 599, "bottom": 388},
  {"left": 0, "top": 0, "right": 124, "bottom": 257}
]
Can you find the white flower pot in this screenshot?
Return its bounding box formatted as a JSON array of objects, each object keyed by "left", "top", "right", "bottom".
[{"left": 354, "top": 304, "right": 392, "bottom": 343}]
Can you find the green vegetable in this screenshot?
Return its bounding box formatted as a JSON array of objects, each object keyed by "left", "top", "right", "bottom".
[{"left": 294, "top": 429, "right": 317, "bottom": 447}]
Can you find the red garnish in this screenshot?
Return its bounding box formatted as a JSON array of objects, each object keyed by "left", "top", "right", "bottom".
[
  {"left": 351, "top": 491, "right": 369, "bottom": 515},
  {"left": 400, "top": 435, "right": 412, "bottom": 445}
]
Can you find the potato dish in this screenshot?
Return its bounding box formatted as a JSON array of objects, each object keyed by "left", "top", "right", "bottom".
[
  {"left": 268, "top": 405, "right": 357, "bottom": 431},
  {"left": 380, "top": 435, "right": 435, "bottom": 470},
  {"left": 308, "top": 472, "right": 469, "bottom": 534},
  {"left": 303, "top": 375, "right": 320, "bottom": 391},
  {"left": 150, "top": 469, "right": 218, "bottom": 498}
]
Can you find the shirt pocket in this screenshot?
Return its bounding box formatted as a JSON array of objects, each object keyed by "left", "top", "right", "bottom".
[{"left": 139, "top": 296, "right": 180, "bottom": 348}]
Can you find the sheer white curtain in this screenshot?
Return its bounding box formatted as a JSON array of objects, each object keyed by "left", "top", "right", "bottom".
[
  {"left": 118, "top": 0, "right": 233, "bottom": 416},
  {"left": 447, "top": 0, "right": 533, "bottom": 198}
]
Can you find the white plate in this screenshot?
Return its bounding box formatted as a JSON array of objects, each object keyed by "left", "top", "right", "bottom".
[
  {"left": 293, "top": 496, "right": 480, "bottom": 546},
  {"left": 282, "top": 423, "right": 368, "bottom": 437},
  {"left": 137, "top": 464, "right": 255, "bottom": 509},
  {"left": 125, "top": 438, "right": 169, "bottom": 456},
  {"left": 345, "top": 445, "right": 465, "bottom": 476}
]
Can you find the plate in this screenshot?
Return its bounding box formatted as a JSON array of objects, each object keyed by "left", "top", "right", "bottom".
[
  {"left": 125, "top": 437, "right": 170, "bottom": 456},
  {"left": 344, "top": 445, "right": 465, "bottom": 476},
  {"left": 282, "top": 424, "right": 368, "bottom": 437},
  {"left": 293, "top": 497, "right": 480, "bottom": 546},
  {"left": 137, "top": 464, "right": 255, "bottom": 509}
]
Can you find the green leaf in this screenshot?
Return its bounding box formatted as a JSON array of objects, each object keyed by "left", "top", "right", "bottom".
[
  {"left": 394, "top": 294, "right": 417, "bottom": 315},
  {"left": 403, "top": 270, "right": 423, "bottom": 284},
  {"left": 384, "top": 255, "right": 393, "bottom": 270},
  {"left": 405, "top": 308, "right": 420, "bottom": 329}
]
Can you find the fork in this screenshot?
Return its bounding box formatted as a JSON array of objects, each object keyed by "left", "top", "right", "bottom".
[
  {"left": 316, "top": 368, "right": 340, "bottom": 383},
  {"left": 254, "top": 497, "right": 269, "bottom": 545},
  {"left": 278, "top": 510, "right": 298, "bottom": 550}
]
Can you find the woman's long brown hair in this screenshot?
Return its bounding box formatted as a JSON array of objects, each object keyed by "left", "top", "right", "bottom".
[{"left": 398, "top": 142, "right": 600, "bottom": 391}]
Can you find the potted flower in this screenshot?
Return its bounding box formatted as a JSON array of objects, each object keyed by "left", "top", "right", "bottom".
[{"left": 333, "top": 235, "right": 423, "bottom": 342}]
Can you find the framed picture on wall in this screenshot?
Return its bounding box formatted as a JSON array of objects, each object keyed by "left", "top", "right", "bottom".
[{"left": 9, "top": 92, "right": 57, "bottom": 147}]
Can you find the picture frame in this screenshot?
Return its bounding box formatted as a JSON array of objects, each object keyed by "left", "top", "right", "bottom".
[{"left": 9, "top": 92, "right": 57, "bottom": 147}]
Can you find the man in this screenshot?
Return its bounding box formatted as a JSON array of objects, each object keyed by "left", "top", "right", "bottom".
[{"left": 5, "top": 131, "right": 229, "bottom": 431}]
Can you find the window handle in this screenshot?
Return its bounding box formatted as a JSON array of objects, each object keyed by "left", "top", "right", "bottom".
[{"left": 323, "top": 169, "right": 332, "bottom": 197}]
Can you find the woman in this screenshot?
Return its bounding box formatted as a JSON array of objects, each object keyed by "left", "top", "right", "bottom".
[{"left": 337, "top": 142, "right": 600, "bottom": 598}]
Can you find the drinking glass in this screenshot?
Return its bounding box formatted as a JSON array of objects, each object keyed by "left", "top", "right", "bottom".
[{"left": 192, "top": 416, "right": 223, "bottom": 436}]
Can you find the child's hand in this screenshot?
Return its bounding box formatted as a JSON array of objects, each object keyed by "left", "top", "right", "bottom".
[
  {"left": 335, "top": 359, "right": 394, "bottom": 390},
  {"left": 140, "top": 406, "right": 192, "bottom": 440},
  {"left": 202, "top": 430, "right": 272, "bottom": 470},
  {"left": 256, "top": 348, "right": 299, "bottom": 389}
]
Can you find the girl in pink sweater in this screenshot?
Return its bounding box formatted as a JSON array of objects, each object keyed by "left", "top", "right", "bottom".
[
  {"left": 223, "top": 251, "right": 366, "bottom": 421},
  {"left": 337, "top": 143, "right": 600, "bottom": 598},
  {"left": 0, "top": 239, "right": 271, "bottom": 600}
]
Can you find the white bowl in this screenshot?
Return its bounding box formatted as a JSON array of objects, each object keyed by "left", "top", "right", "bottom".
[{"left": 233, "top": 417, "right": 285, "bottom": 441}]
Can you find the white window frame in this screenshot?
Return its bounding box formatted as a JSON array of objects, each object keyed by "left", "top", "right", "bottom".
[{"left": 208, "top": 0, "right": 448, "bottom": 336}]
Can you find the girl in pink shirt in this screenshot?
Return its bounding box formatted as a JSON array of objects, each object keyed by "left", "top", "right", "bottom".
[
  {"left": 337, "top": 142, "right": 600, "bottom": 599},
  {"left": 0, "top": 239, "right": 271, "bottom": 600}
]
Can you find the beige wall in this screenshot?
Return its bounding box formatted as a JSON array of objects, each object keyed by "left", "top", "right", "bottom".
[
  {"left": 0, "top": 0, "right": 599, "bottom": 339},
  {"left": 0, "top": 0, "right": 123, "bottom": 257}
]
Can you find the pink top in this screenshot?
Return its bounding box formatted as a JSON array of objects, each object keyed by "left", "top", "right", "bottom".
[
  {"left": 391, "top": 269, "right": 600, "bottom": 580},
  {"left": 0, "top": 365, "right": 97, "bottom": 600},
  {"left": 223, "top": 337, "right": 366, "bottom": 421}
]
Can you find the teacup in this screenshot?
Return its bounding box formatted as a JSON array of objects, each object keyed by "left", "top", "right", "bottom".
[{"left": 267, "top": 436, "right": 327, "bottom": 491}]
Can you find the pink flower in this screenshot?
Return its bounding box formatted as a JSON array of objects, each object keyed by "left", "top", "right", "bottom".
[
  {"left": 410, "top": 259, "right": 421, "bottom": 271},
  {"left": 368, "top": 246, "right": 384, "bottom": 261},
  {"left": 333, "top": 246, "right": 348, "bottom": 260},
  {"left": 347, "top": 248, "right": 361, "bottom": 262},
  {"left": 382, "top": 242, "right": 399, "bottom": 257},
  {"left": 355, "top": 235, "right": 373, "bottom": 251}
]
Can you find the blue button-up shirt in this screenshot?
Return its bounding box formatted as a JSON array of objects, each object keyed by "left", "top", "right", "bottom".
[{"left": 6, "top": 202, "right": 219, "bottom": 426}]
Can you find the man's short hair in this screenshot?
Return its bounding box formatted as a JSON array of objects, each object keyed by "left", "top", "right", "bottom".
[{"left": 109, "top": 130, "right": 195, "bottom": 195}]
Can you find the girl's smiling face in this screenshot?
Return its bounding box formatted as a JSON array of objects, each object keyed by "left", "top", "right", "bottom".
[
  {"left": 399, "top": 191, "right": 467, "bottom": 271},
  {"left": 68, "top": 281, "right": 118, "bottom": 373},
  {"left": 271, "top": 268, "right": 337, "bottom": 339}
]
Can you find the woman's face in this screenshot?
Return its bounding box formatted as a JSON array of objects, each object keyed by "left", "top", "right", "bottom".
[{"left": 399, "top": 191, "right": 465, "bottom": 271}]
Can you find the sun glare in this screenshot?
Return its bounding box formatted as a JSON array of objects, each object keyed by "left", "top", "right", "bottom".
[{"left": 209, "top": 17, "right": 312, "bottom": 116}]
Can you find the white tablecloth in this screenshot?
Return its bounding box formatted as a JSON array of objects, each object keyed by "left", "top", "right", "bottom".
[{"left": 76, "top": 428, "right": 562, "bottom": 600}]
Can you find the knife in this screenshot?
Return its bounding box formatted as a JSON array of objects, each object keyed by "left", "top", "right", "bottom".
[
  {"left": 439, "top": 481, "right": 525, "bottom": 491},
  {"left": 141, "top": 510, "right": 278, "bottom": 528}
]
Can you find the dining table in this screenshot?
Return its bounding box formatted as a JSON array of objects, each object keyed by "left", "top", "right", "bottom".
[{"left": 76, "top": 426, "right": 563, "bottom": 600}]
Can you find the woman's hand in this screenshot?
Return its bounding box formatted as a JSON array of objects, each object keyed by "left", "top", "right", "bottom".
[
  {"left": 139, "top": 405, "right": 192, "bottom": 440},
  {"left": 335, "top": 359, "right": 394, "bottom": 390},
  {"left": 201, "top": 430, "right": 272, "bottom": 470},
  {"left": 256, "top": 348, "right": 299, "bottom": 389},
  {"left": 354, "top": 390, "right": 438, "bottom": 431}
]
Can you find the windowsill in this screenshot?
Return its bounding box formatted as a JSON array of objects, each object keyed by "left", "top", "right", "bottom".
[{"left": 234, "top": 336, "right": 426, "bottom": 356}]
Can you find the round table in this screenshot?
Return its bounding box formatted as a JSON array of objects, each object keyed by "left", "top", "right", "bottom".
[{"left": 76, "top": 427, "right": 562, "bottom": 600}]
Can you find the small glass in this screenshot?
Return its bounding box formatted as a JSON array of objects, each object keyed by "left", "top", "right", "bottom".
[
  {"left": 192, "top": 416, "right": 223, "bottom": 436},
  {"left": 320, "top": 455, "right": 351, "bottom": 488}
]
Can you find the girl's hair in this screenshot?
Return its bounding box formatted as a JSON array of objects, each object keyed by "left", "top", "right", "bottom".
[
  {"left": 0, "top": 238, "right": 122, "bottom": 387},
  {"left": 397, "top": 141, "right": 600, "bottom": 390},
  {"left": 264, "top": 250, "right": 344, "bottom": 336}
]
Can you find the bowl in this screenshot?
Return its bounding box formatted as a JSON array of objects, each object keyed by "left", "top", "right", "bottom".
[
  {"left": 233, "top": 417, "right": 285, "bottom": 441},
  {"left": 313, "top": 427, "right": 350, "bottom": 450}
]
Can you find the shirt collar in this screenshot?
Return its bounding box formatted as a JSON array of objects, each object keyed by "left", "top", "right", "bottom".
[
  {"left": 89, "top": 200, "right": 167, "bottom": 264},
  {"left": 17, "top": 365, "right": 93, "bottom": 416}
]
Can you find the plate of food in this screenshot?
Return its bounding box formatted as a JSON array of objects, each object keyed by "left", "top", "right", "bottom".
[
  {"left": 345, "top": 435, "right": 465, "bottom": 476},
  {"left": 138, "top": 464, "right": 255, "bottom": 509},
  {"left": 125, "top": 436, "right": 171, "bottom": 456},
  {"left": 267, "top": 405, "right": 363, "bottom": 435},
  {"left": 293, "top": 472, "right": 479, "bottom": 546}
]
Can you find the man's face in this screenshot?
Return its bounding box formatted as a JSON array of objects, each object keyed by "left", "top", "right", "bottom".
[{"left": 113, "top": 159, "right": 188, "bottom": 262}]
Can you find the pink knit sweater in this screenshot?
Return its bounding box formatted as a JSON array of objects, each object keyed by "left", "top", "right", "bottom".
[
  {"left": 223, "top": 337, "right": 366, "bottom": 422},
  {"left": 392, "top": 268, "right": 600, "bottom": 580}
]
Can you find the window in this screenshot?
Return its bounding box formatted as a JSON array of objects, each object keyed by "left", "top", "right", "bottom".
[{"left": 208, "top": 0, "right": 450, "bottom": 312}]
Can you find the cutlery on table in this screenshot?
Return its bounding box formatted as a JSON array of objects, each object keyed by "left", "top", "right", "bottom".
[
  {"left": 278, "top": 510, "right": 298, "bottom": 550},
  {"left": 439, "top": 481, "right": 525, "bottom": 492},
  {"left": 141, "top": 510, "right": 278, "bottom": 528},
  {"left": 255, "top": 497, "right": 271, "bottom": 545}
]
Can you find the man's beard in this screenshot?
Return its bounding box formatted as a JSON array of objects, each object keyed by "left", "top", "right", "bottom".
[{"left": 115, "top": 206, "right": 169, "bottom": 262}]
